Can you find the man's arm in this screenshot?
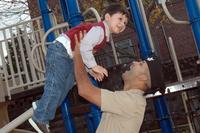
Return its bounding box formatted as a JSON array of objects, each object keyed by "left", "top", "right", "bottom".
[{"left": 74, "top": 33, "right": 101, "bottom": 107}]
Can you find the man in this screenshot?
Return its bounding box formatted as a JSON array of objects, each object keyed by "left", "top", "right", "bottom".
[{"left": 74, "top": 33, "right": 165, "bottom": 133}]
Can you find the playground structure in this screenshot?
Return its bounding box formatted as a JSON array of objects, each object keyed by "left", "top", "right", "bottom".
[{"left": 0, "top": 0, "right": 200, "bottom": 132}]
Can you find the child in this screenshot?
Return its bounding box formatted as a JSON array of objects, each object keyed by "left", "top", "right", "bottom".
[{"left": 29, "top": 3, "right": 129, "bottom": 133}]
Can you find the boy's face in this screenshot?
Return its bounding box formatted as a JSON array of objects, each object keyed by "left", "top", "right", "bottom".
[{"left": 105, "top": 12, "right": 128, "bottom": 34}]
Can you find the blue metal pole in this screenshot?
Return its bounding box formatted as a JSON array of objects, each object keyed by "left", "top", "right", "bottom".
[
  {"left": 128, "top": 0, "right": 174, "bottom": 132},
  {"left": 61, "top": 98, "right": 76, "bottom": 133},
  {"left": 84, "top": 113, "right": 95, "bottom": 133},
  {"left": 38, "top": 0, "right": 75, "bottom": 132},
  {"left": 61, "top": 0, "right": 100, "bottom": 132},
  {"left": 90, "top": 105, "right": 101, "bottom": 130},
  {"left": 60, "top": 0, "right": 69, "bottom": 22},
  {"left": 184, "top": 0, "right": 200, "bottom": 55},
  {"left": 154, "top": 97, "right": 174, "bottom": 133},
  {"left": 64, "top": 0, "right": 84, "bottom": 27},
  {"left": 38, "top": 0, "right": 55, "bottom": 42},
  {"left": 153, "top": 97, "right": 174, "bottom": 133},
  {"left": 60, "top": 0, "right": 83, "bottom": 132},
  {"left": 88, "top": 75, "right": 102, "bottom": 130},
  {"left": 128, "top": 0, "right": 152, "bottom": 59}
]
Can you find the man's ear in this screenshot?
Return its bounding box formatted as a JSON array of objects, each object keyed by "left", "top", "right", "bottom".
[
  {"left": 104, "top": 13, "right": 111, "bottom": 21},
  {"left": 138, "top": 74, "right": 148, "bottom": 81},
  {"left": 140, "top": 74, "right": 151, "bottom": 89}
]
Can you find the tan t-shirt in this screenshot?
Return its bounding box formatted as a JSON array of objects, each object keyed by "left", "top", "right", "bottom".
[{"left": 96, "top": 89, "right": 146, "bottom": 133}]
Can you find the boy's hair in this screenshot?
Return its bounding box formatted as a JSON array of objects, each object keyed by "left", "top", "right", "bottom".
[{"left": 102, "top": 4, "right": 130, "bottom": 20}]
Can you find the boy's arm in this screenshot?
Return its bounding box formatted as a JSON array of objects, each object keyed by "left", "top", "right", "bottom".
[
  {"left": 74, "top": 33, "right": 101, "bottom": 107},
  {"left": 80, "top": 26, "right": 103, "bottom": 68},
  {"left": 80, "top": 26, "right": 108, "bottom": 80}
]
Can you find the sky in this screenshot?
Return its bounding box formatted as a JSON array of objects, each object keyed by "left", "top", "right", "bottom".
[
  {"left": 0, "top": 0, "right": 30, "bottom": 27},
  {"left": 0, "top": 0, "right": 30, "bottom": 66}
]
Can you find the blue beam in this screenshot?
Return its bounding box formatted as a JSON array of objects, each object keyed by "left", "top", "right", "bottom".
[
  {"left": 60, "top": 0, "right": 83, "bottom": 132},
  {"left": 89, "top": 76, "right": 102, "bottom": 130},
  {"left": 38, "top": 0, "right": 75, "bottom": 132},
  {"left": 185, "top": 0, "right": 200, "bottom": 55},
  {"left": 128, "top": 0, "right": 174, "bottom": 132},
  {"left": 128, "top": 0, "right": 152, "bottom": 59},
  {"left": 64, "top": 0, "right": 84, "bottom": 27},
  {"left": 84, "top": 113, "right": 95, "bottom": 133},
  {"left": 61, "top": 0, "right": 100, "bottom": 132},
  {"left": 60, "top": 0, "right": 69, "bottom": 22},
  {"left": 38, "top": 0, "right": 55, "bottom": 42},
  {"left": 154, "top": 97, "right": 174, "bottom": 133},
  {"left": 61, "top": 98, "right": 76, "bottom": 133}
]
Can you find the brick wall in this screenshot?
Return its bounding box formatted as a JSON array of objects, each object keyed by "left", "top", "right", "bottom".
[{"left": 150, "top": 1, "right": 198, "bottom": 61}]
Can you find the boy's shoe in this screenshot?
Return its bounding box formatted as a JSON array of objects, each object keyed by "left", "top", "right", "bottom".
[{"left": 28, "top": 118, "right": 50, "bottom": 133}]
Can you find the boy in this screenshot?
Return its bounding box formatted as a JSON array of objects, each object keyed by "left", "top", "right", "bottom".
[{"left": 29, "top": 4, "right": 129, "bottom": 133}]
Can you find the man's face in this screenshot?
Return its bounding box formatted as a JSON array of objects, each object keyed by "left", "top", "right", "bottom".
[{"left": 122, "top": 61, "right": 150, "bottom": 86}]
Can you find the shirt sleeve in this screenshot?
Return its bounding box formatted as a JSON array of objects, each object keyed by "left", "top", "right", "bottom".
[
  {"left": 80, "top": 26, "right": 104, "bottom": 68},
  {"left": 101, "top": 89, "right": 146, "bottom": 116}
]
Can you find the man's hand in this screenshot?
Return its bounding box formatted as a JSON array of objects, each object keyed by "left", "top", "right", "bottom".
[{"left": 75, "top": 30, "right": 86, "bottom": 48}]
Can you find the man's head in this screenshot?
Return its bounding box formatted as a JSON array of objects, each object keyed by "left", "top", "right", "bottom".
[
  {"left": 122, "top": 61, "right": 151, "bottom": 91},
  {"left": 122, "top": 59, "right": 165, "bottom": 94},
  {"left": 103, "top": 4, "right": 129, "bottom": 34}
]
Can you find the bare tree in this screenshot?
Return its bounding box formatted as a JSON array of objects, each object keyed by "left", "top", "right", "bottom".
[{"left": 0, "top": 0, "right": 30, "bottom": 27}]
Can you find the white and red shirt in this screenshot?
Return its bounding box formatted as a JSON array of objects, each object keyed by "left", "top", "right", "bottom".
[{"left": 56, "top": 21, "right": 110, "bottom": 68}]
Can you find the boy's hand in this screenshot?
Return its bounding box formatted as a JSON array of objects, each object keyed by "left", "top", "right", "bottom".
[
  {"left": 91, "top": 65, "right": 108, "bottom": 81},
  {"left": 88, "top": 69, "right": 104, "bottom": 82},
  {"left": 75, "top": 31, "right": 108, "bottom": 82}
]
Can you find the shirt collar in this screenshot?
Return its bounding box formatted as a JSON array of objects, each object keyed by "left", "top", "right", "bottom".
[
  {"left": 103, "top": 21, "right": 110, "bottom": 42},
  {"left": 129, "top": 89, "right": 145, "bottom": 95}
]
